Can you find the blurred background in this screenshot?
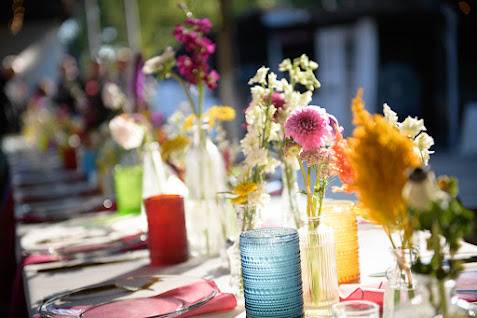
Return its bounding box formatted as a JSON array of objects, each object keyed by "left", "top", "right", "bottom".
[{"left": 1, "top": 0, "right": 476, "bottom": 205}]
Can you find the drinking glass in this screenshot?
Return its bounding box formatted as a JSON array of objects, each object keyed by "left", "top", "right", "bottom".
[
  {"left": 114, "top": 164, "right": 143, "bottom": 215},
  {"left": 332, "top": 301, "right": 379, "bottom": 318},
  {"left": 144, "top": 194, "right": 188, "bottom": 266},
  {"left": 240, "top": 227, "right": 304, "bottom": 318}
]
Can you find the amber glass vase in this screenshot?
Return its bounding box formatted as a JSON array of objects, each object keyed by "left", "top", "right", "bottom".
[{"left": 322, "top": 200, "right": 360, "bottom": 284}]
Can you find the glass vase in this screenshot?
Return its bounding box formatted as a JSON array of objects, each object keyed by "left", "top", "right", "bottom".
[
  {"left": 322, "top": 200, "right": 360, "bottom": 284},
  {"left": 299, "top": 216, "right": 340, "bottom": 317},
  {"left": 383, "top": 248, "right": 417, "bottom": 318},
  {"left": 184, "top": 124, "right": 227, "bottom": 256},
  {"left": 395, "top": 275, "right": 473, "bottom": 318},
  {"left": 142, "top": 142, "right": 167, "bottom": 200},
  {"left": 281, "top": 161, "right": 301, "bottom": 229},
  {"left": 227, "top": 204, "right": 258, "bottom": 298}
]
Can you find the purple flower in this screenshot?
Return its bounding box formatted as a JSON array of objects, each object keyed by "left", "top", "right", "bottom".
[
  {"left": 285, "top": 105, "right": 334, "bottom": 151},
  {"left": 185, "top": 17, "right": 212, "bottom": 33}
]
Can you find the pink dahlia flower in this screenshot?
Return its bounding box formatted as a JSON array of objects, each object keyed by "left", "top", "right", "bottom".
[{"left": 285, "top": 106, "right": 334, "bottom": 151}]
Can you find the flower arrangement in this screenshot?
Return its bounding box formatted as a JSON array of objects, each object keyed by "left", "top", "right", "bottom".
[
  {"left": 143, "top": 10, "right": 235, "bottom": 181},
  {"left": 334, "top": 89, "right": 422, "bottom": 248},
  {"left": 334, "top": 89, "right": 436, "bottom": 315},
  {"left": 403, "top": 168, "right": 473, "bottom": 317},
  {"left": 231, "top": 55, "right": 320, "bottom": 227},
  {"left": 143, "top": 13, "right": 223, "bottom": 123},
  {"left": 284, "top": 105, "right": 341, "bottom": 219}
]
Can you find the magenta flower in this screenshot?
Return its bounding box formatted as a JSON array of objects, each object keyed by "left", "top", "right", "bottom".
[
  {"left": 285, "top": 106, "right": 334, "bottom": 151},
  {"left": 270, "top": 92, "right": 286, "bottom": 110},
  {"left": 177, "top": 55, "right": 198, "bottom": 84},
  {"left": 185, "top": 17, "right": 212, "bottom": 33},
  {"left": 173, "top": 17, "right": 220, "bottom": 90},
  {"left": 206, "top": 70, "right": 220, "bottom": 90}
]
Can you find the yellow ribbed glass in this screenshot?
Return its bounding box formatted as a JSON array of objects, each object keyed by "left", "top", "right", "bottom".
[{"left": 322, "top": 200, "right": 361, "bottom": 284}]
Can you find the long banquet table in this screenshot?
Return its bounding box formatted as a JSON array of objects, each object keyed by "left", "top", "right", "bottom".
[{"left": 4, "top": 136, "right": 477, "bottom": 317}]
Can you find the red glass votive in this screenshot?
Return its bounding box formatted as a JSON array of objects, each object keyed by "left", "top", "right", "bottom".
[{"left": 144, "top": 194, "right": 189, "bottom": 266}]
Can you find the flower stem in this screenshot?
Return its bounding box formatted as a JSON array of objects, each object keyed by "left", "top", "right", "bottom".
[{"left": 170, "top": 73, "right": 196, "bottom": 115}]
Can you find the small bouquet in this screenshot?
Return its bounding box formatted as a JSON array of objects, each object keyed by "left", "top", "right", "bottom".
[
  {"left": 403, "top": 168, "right": 473, "bottom": 317},
  {"left": 284, "top": 106, "right": 342, "bottom": 220},
  {"left": 231, "top": 55, "right": 320, "bottom": 228},
  {"left": 333, "top": 89, "right": 436, "bottom": 315},
  {"left": 143, "top": 13, "right": 234, "bottom": 129}
]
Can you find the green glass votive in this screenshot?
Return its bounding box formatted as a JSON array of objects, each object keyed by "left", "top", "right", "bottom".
[{"left": 114, "top": 164, "right": 143, "bottom": 215}]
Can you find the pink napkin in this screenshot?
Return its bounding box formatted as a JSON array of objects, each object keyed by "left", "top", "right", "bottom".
[
  {"left": 456, "top": 270, "right": 477, "bottom": 302},
  {"left": 339, "top": 281, "right": 385, "bottom": 309},
  {"left": 34, "top": 279, "right": 236, "bottom": 318}
]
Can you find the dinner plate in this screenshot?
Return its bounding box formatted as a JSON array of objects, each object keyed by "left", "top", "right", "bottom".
[
  {"left": 39, "top": 275, "right": 217, "bottom": 318},
  {"left": 21, "top": 213, "right": 147, "bottom": 255}
]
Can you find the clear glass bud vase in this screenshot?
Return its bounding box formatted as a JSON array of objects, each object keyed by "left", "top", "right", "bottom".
[
  {"left": 395, "top": 275, "right": 473, "bottom": 318},
  {"left": 281, "top": 161, "right": 301, "bottom": 229},
  {"left": 227, "top": 204, "right": 258, "bottom": 299},
  {"left": 142, "top": 142, "right": 167, "bottom": 200},
  {"left": 383, "top": 248, "right": 417, "bottom": 318},
  {"left": 299, "top": 216, "right": 339, "bottom": 317},
  {"left": 184, "top": 124, "right": 227, "bottom": 256}
]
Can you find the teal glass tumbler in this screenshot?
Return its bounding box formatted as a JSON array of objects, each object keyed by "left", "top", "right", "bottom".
[{"left": 240, "top": 227, "right": 304, "bottom": 318}]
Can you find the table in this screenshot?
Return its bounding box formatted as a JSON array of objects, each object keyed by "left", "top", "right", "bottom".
[
  {"left": 5, "top": 136, "right": 477, "bottom": 317},
  {"left": 23, "top": 219, "right": 477, "bottom": 317}
]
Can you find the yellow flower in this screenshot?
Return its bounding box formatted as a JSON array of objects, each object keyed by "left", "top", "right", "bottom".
[
  {"left": 207, "top": 105, "right": 236, "bottom": 122},
  {"left": 160, "top": 135, "right": 190, "bottom": 161},
  {"left": 231, "top": 181, "right": 258, "bottom": 205},
  {"left": 182, "top": 114, "right": 196, "bottom": 131},
  {"left": 347, "top": 89, "right": 420, "bottom": 232}
]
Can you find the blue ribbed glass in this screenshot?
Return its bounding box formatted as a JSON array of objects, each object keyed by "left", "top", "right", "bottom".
[{"left": 240, "top": 227, "right": 304, "bottom": 318}]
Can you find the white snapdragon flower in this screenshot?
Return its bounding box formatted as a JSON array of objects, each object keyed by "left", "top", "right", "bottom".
[
  {"left": 298, "top": 54, "right": 318, "bottom": 70},
  {"left": 414, "top": 132, "right": 435, "bottom": 165},
  {"left": 250, "top": 86, "right": 268, "bottom": 106},
  {"left": 109, "top": 114, "right": 145, "bottom": 150},
  {"left": 262, "top": 157, "right": 280, "bottom": 174},
  {"left": 245, "top": 104, "right": 265, "bottom": 127},
  {"left": 278, "top": 58, "right": 292, "bottom": 72},
  {"left": 267, "top": 72, "right": 278, "bottom": 88},
  {"left": 383, "top": 103, "right": 399, "bottom": 127},
  {"left": 143, "top": 47, "right": 175, "bottom": 74},
  {"left": 241, "top": 130, "right": 261, "bottom": 155},
  {"left": 400, "top": 116, "right": 426, "bottom": 138},
  {"left": 268, "top": 122, "right": 282, "bottom": 142},
  {"left": 382, "top": 103, "right": 433, "bottom": 165},
  {"left": 248, "top": 66, "right": 269, "bottom": 85},
  {"left": 299, "top": 91, "right": 313, "bottom": 107},
  {"left": 244, "top": 148, "right": 269, "bottom": 169}
]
